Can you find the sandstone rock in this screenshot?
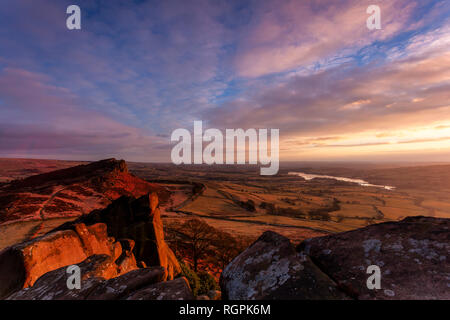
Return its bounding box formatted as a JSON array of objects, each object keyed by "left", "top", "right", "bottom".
[
  {"left": 0, "top": 246, "right": 27, "bottom": 299},
  {"left": 124, "top": 277, "right": 194, "bottom": 300},
  {"left": 116, "top": 239, "right": 138, "bottom": 275},
  {"left": 220, "top": 231, "right": 347, "bottom": 300},
  {"left": 82, "top": 255, "right": 119, "bottom": 281},
  {"left": 74, "top": 223, "right": 121, "bottom": 259},
  {"left": 162, "top": 244, "right": 181, "bottom": 281},
  {"left": 86, "top": 267, "right": 166, "bottom": 300},
  {"left": 0, "top": 222, "right": 138, "bottom": 299},
  {"left": 6, "top": 255, "right": 111, "bottom": 300},
  {"left": 0, "top": 229, "right": 84, "bottom": 299},
  {"left": 119, "top": 239, "right": 135, "bottom": 253},
  {"left": 116, "top": 254, "right": 138, "bottom": 275},
  {"left": 298, "top": 216, "right": 450, "bottom": 300},
  {"left": 53, "top": 193, "right": 181, "bottom": 280},
  {"left": 6, "top": 255, "right": 166, "bottom": 300}
]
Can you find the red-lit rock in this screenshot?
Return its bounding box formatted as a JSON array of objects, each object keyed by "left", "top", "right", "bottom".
[
  {"left": 6, "top": 256, "right": 166, "bottom": 300},
  {"left": 0, "top": 222, "right": 138, "bottom": 299},
  {"left": 53, "top": 193, "right": 181, "bottom": 281},
  {"left": 0, "top": 159, "right": 167, "bottom": 225}
]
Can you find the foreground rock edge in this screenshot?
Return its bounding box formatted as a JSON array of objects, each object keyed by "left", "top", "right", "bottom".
[{"left": 221, "top": 216, "right": 449, "bottom": 300}]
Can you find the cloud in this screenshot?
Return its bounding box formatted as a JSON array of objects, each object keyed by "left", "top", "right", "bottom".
[
  {"left": 0, "top": 0, "right": 234, "bottom": 131},
  {"left": 339, "top": 99, "right": 372, "bottom": 111},
  {"left": 0, "top": 67, "right": 169, "bottom": 161},
  {"left": 0, "top": 0, "right": 449, "bottom": 161},
  {"left": 205, "top": 24, "right": 450, "bottom": 160},
  {"left": 233, "top": 0, "right": 420, "bottom": 77}
]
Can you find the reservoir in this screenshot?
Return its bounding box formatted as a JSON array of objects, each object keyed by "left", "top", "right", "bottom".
[{"left": 288, "top": 172, "right": 395, "bottom": 190}]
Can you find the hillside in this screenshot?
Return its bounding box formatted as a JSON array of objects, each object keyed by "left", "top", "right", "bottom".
[{"left": 0, "top": 159, "right": 167, "bottom": 225}]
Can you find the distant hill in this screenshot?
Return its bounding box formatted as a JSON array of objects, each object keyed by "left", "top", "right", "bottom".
[
  {"left": 0, "top": 158, "right": 87, "bottom": 183},
  {"left": 364, "top": 165, "right": 450, "bottom": 192},
  {"left": 0, "top": 159, "right": 167, "bottom": 225}
]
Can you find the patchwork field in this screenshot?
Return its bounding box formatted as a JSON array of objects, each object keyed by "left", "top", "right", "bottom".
[
  {"left": 130, "top": 161, "right": 450, "bottom": 243},
  {"left": 1, "top": 159, "right": 449, "bottom": 248}
]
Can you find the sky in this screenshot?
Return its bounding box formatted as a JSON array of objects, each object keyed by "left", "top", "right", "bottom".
[{"left": 0, "top": 0, "right": 449, "bottom": 162}]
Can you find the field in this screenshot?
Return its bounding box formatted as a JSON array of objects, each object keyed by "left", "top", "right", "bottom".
[
  {"left": 128, "top": 161, "right": 450, "bottom": 244},
  {"left": 1, "top": 159, "right": 450, "bottom": 249}
]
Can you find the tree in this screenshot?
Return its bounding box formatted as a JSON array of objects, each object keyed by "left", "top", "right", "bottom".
[
  {"left": 181, "top": 218, "right": 216, "bottom": 272},
  {"left": 212, "top": 231, "right": 239, "bottom": 269}
]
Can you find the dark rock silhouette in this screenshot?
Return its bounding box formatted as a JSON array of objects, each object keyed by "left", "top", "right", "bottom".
[
  {"left": 221, "top": 216, "right": 449, "bottom": 300},
  {"left": 123, "top": 277, "right": 194, "bottom": 300},
  {"left": 298, "top": 216, "right": 450, "bottom": 299},
  {"left": 220, "top": 231, "right": 347, "bottom": 300}
]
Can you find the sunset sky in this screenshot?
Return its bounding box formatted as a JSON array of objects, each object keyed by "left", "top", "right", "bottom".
[{"left": 0, "top": 0, "right": 449, "bottom": 162}]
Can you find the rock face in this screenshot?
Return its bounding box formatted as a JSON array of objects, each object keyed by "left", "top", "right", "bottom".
[
  {"left": 5, "top": 255, "right": 191, "bottom": 300},
  {"left": 221, "top": 216, "right": 450, "bottom": 300},
  {"left": 124, "top": 277, "right": 194, "bottom": 300},
  {"left": 52, "top": 193, "right": 181, "bottom": 281},
  {"left": 0, "top": 161, "right": 188, "bottom": 300},
  {"left": 0, "top": 158, "right": 167, "bottom": 225},
  {"left": 220, "top": 231, "right": 347, "bottom": 300},
  {"left": 0, "top": 190, "right": 185, "bottom": 300},
  {"left": 298, "top": 216, "right": 450, "bottom": 300},
  {"left": 0, "top": 222, "right": 136, "bottom": 299}
]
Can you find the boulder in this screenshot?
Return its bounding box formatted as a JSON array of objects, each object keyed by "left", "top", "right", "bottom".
[
  {"left": 86, "top": 267, "right": 166, "bottom": 300},
  {"left": 221, "top": 217, "right": 449, "bottom": 300},
  {"left": 115, "top": 239, "right": 138, "bottom": 275},
  {"left": 52, "top": 193, "right": 181, "bottom": 280},
  {"left": 74, "top": 223, "right": 121, "bottom": 259},
  {"left": 220, "top": 231, "right": 347, "bottom": 300},
  {"left": 124, "top": 277, "right": 194, "bottom": 300},
  {"left": 298, "top": 216, "right": 450, "bottom": 300},
  {"left": 0, "top": 222, "right": 127, "bottom": 299},
  {"left": 6, "top": 255, "right": 166, "bottom": 300},
  {"left": 6, "top": 255, "right": 112, "bottom": 300}
]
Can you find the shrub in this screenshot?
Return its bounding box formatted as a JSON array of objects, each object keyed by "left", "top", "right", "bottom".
[
  {"left": 179, "top": 262, "right": 200, "bottom": 296},
  {"left": 178, "top": 262, "right": 219, "bottom": 296},
  {"left": 198, "top": 271, "right": 219, "bottom": 295}
]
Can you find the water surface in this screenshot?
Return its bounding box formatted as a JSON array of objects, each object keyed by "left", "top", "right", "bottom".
[{"left": 288, "top": 172, "right": 395, "bottom": 190}]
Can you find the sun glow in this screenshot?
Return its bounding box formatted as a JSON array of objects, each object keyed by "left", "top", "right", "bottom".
[{"left": 282, "top": 121, "right": 450, "bottom": 160}]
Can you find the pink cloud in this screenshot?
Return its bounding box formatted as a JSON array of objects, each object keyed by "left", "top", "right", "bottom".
[
  {"left": 0, "top": 67, "right": 169, "bottom": 161},
  {"left": 234, "top": 0, "right": 418, "bottom": 77},
  {"left": 207, "top": 27, "right": 450, "bottom": 141}
]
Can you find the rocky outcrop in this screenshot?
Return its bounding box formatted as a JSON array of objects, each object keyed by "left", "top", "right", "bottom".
[
  {"left": 0, "top": 158, "right": 167, "bottom": 225},
  {"left": 220, "top": 231, "right": 347, "bottom": 300},
  {"left": 298, "top": 216, "right": 450, "bottom": 300},
  {"left": 52, "top": 193, "right": 181, "bottom": 281},
  {"left": 221, "top": 216, "right": 450, "bottom": 300},
  {"left": 85, "top": 266, "right": 166, "bottom": 300},
  {"left": 0, "top": 189, "right": 184, "bottom": 300},
  {"left": 5, "top": 255, "right": 192, "bottom": 300},
  {"left": 0, "top": 160, "right": 188, "bottom": 300},
  {"left": 0, "top": 222, "right": 136, "bottom": 299},
  {"left": 123, "top": 277, "right": 194, "bottom": 300}
]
